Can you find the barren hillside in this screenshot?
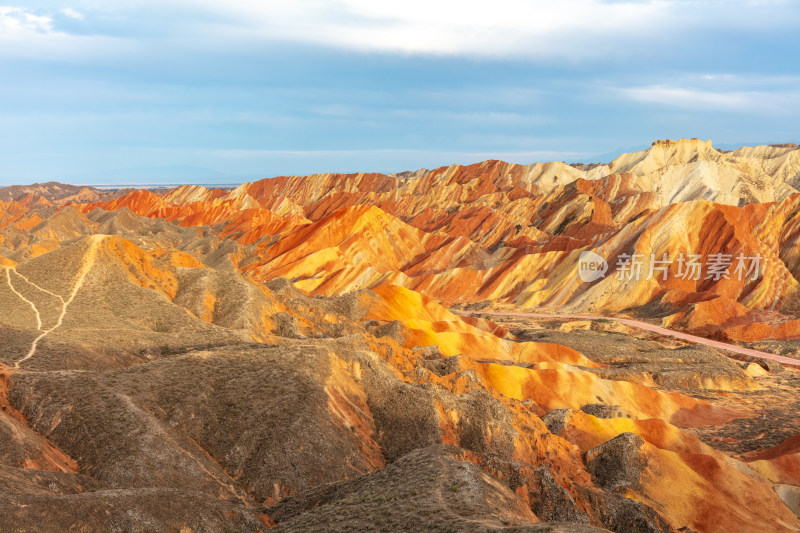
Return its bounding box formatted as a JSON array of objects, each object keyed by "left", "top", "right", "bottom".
[{"left": 2, "top": 141, "right": 800, "bottom": 531}]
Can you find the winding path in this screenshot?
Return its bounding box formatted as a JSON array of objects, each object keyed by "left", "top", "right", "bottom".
[
  {"left": 467, "top": 310, "right": 800, "bottom": 368},
  {"left": 4, "top": 236, "right": 103, "bottom": 369},
  {"left": 5, "top": 268, "right": 44, "bottom": 331}
]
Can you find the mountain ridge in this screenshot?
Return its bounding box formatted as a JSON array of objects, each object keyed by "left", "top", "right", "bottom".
[{"left": 2, "top": 139, "right": 800, "bottom": 531}]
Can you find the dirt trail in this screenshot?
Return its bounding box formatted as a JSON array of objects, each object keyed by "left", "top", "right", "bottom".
[
  {"left": 4, "top": 268, "right": 43, "bottom": 330},
  {"left": 6, "top": 236, "right": 103, "bottom": 370},
  {"left": 13, "top": 267, "right": 67, "bottom": 302},
  {"left": 469, "top": 311, "right": 800, "bottom": 368}
]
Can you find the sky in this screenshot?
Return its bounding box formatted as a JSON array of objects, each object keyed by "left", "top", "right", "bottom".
[{"left": 1, "top": 0, "right": 799, "bottom": 185}]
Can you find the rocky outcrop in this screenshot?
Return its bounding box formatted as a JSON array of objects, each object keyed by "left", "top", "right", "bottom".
[{"left": 585, "top": 433, "right": 647, "bottom": 490}]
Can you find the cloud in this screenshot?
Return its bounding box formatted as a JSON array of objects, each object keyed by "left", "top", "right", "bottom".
[
  {"left": 0, "top": 5, "right": 129, "bottom": 60},
  {"left": 170, "top": 0, "right": 799, "bottom": 59},
  {"left": 618, "top": 86, "right": 754, "bottom": 111},
  {"left": 180, "top": 0, "right": 674, "bottom": 59},
  {"left": 60, "top": 7, "right": 83, "bottom": 20},
  {"left": 3, "top": 1, "right": 799, "bottom": 63},
  {"left": 0, "top": 6, "right": 53, "bottom": 33},
  {"left": 613, "top": 75, "right": 800, "bottom": 113}
]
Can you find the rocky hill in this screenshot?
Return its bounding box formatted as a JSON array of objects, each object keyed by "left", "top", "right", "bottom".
[
  {"left": 0, "top": 182, "right": 114, "bottom": 206},
  {"left": 1, "top": 140, "right": 800, "bottom": 531},
  {"left": 48, "top": 139, "right": 800, "bottom": 343}
]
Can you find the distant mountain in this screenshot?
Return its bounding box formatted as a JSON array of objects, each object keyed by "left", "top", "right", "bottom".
[
  {"left": 0, "top": 182, "right": 105, "bottom": 206},
  {"left": 572, "top": 143, "right": 651, "bottom": 165},
  {"left": 56, "top": 165, "right": 247, "bottom": 186}
]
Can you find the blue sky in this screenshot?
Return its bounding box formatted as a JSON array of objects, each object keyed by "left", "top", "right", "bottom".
[{"left": 1, "top": 1, "right": 799, "bottom": 185}]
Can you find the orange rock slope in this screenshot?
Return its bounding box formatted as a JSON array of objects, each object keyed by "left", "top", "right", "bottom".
[
  {"left": 55, "top": 140, "right": 800, "bottom": 342},
  {"left": 0, "top": 211, "right": 799, "bottom": 530},
  {"left": 359, "top": 284, "right": 797, "bottom": 532}
]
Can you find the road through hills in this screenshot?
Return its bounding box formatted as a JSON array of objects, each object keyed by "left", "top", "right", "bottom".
[{"left": 468, "top": 311, "right": 800, "bottom": 368}]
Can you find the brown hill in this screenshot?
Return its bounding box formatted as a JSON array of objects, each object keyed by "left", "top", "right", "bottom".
[
  {"left": 2, "top": 141, "right": 800, "bottom": 531},
  {"left": 0, "top": 182, "right": 107, "bottom": 206},
  {"left": 0, "top": 231, "right": 797, "bottom": 530},
  {"left": 59, "top": 140, "right": 800, "bottom": 342}
]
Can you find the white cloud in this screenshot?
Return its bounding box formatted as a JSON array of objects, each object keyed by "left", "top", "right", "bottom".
[
  {"left": 619, "top": 86, "right": 753, "bottom": 110},
  {"left": 0, "top": 6, "right": 53, "bottom": 33},
  {"left": 3, "top": 1, "right": 798, "bottom": 62},
  {"left": 60, "top": 7, "right": 83, "bottom": 20},
  {"left": 1, "top": 0, "right": 798, "bottom": 66},
  {"left": 169, "top": 0, "right": 799, "bottom": 59},
  {"left": 182, "top": 0, "right": 676, "bottom": 58},
  {"left": 0, "top": 5, "right": 128, "bottom": 60},
  {"left": 613, "top": 75, "right": 800, "bottom": 113}
]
